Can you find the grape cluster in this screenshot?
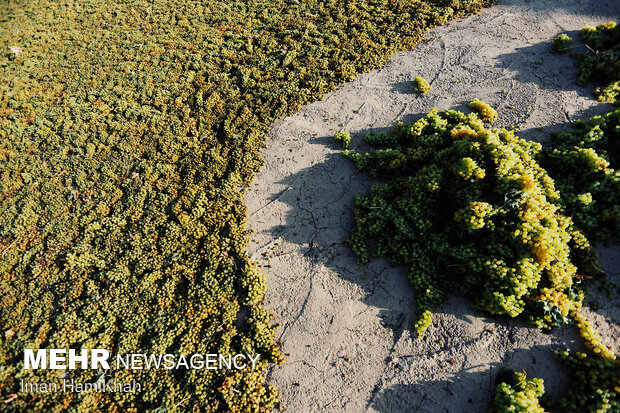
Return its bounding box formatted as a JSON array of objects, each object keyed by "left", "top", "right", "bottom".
[
  {"left": 554, "top": 350, "right": 620, "bottom": 413},
  {"left": 558, "top": 21, "right": 620, "bottom": 102},
  {"left": 469, "top": 98, "right": 498, "bottom": 122},
  {"left": 495, "top": 350, "right": 620, "bottom": 413},
  {"left": 541, "top": 109, "right": 620, "bottom": 244},
  {"left": 491, "top": 372, "right": 546, "bottom": 413},
  {"left": 553, "top": 33, "right": 573, "bottom": 53},
  {"left": 339, "top": 100, "right": 599, "bottom": 338},
  {"left": 413, "top": 76, "right": 432, "bottom": 94},
  {"left": 334, "top": 132, "right": 352, "bottom": 150}
]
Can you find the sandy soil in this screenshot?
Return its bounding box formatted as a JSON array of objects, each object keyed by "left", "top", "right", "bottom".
[{"left": 244, "top": 0, "right": 620, "bottom": 411}]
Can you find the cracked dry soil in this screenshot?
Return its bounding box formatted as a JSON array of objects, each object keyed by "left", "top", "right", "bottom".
[{"left": 244, "top": 0, "right": 620, "bottom": 411}]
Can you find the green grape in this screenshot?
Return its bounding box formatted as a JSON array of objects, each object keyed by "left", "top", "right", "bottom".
[
  {"left": 553, "top": 33, "right": 573, "bottom": 53},
  {"left": 413, "top": 76, "right": 432, "bottom": 94}
]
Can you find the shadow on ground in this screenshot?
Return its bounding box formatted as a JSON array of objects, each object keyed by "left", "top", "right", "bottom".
[{"left": 369, "top": 343, "right": 571, "bottom": 413}]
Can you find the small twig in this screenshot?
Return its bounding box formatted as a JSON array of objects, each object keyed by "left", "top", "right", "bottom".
[
  {"left": 2, "top": 240, "right": 16, "bottom": 258},
  {"left": 584, "top": 43, "right": 598, "bottom": 55},
  {"left": 170, "top": 396, "right": 191, "bottom": 410}
]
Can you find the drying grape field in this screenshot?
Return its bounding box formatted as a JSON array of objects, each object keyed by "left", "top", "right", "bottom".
[
  {"left": 2, "top": 0, "right": 619, "bottom": 412},
  {"left": 0, "top": 0, "right": 491, "bottom": 411}
]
